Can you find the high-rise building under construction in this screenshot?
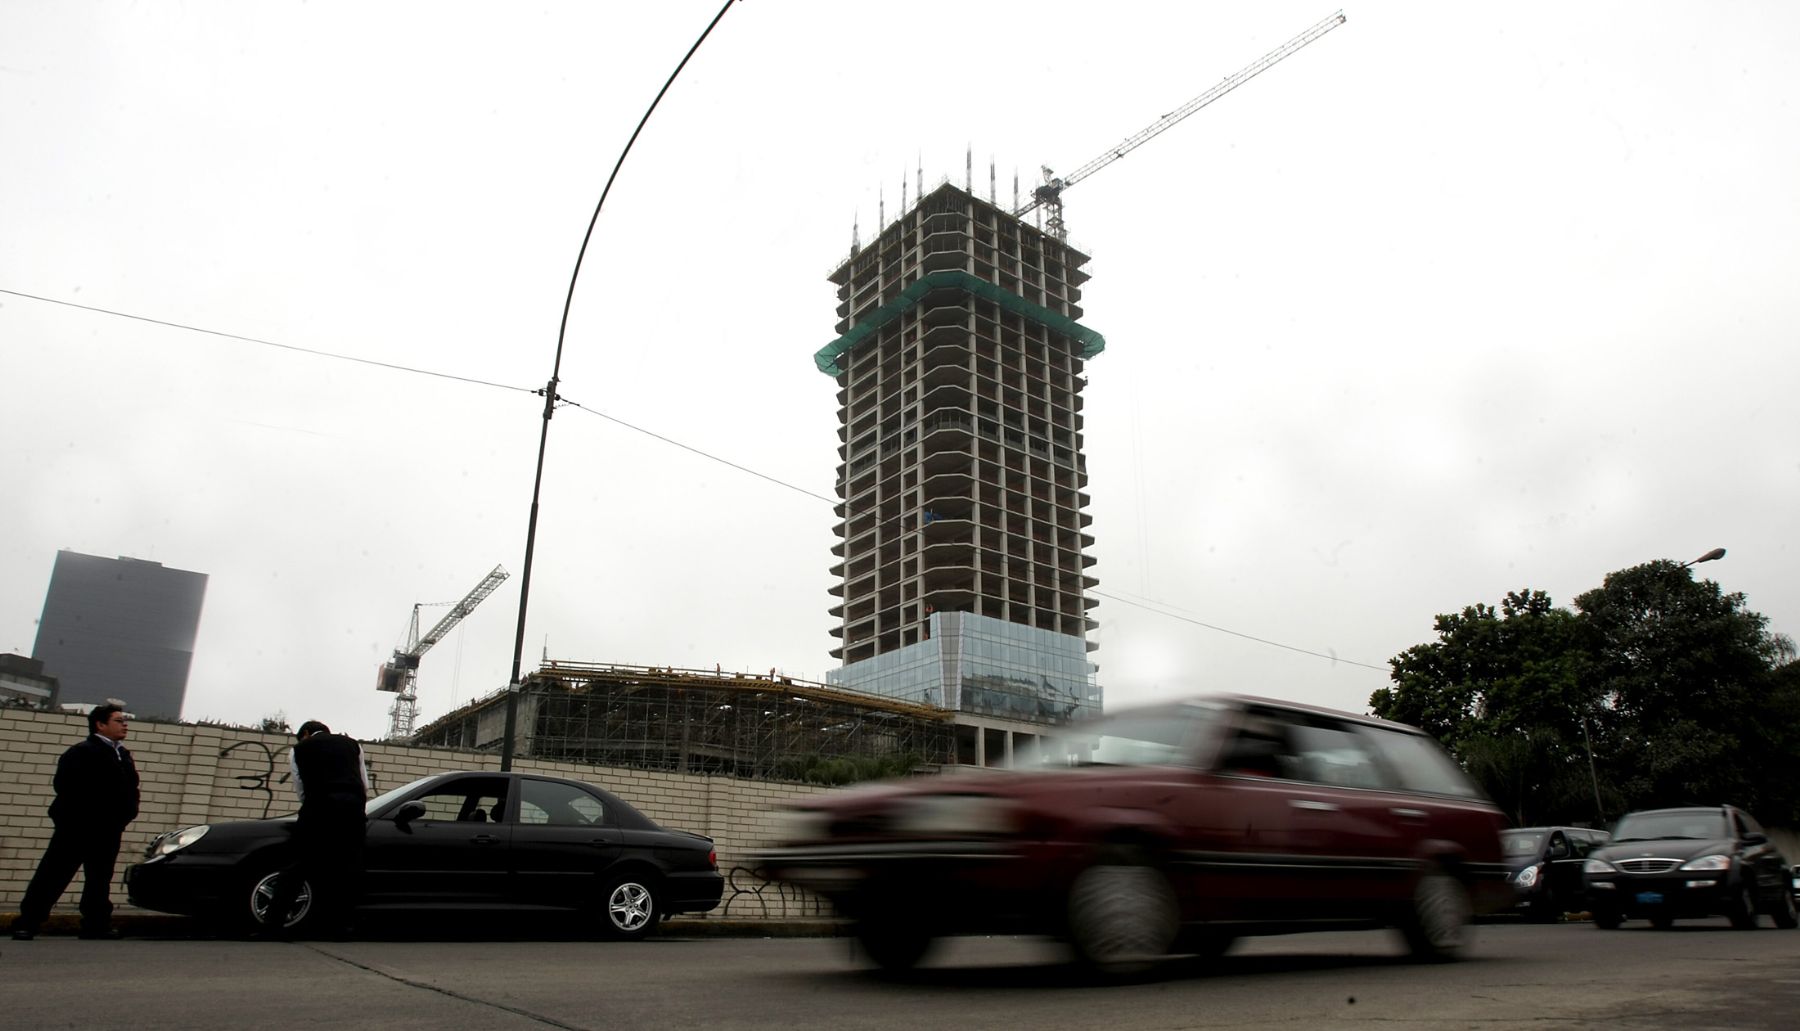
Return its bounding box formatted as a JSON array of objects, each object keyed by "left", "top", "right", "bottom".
[{"left": 817, "top": 181, "right": 1104, "bottom": 760}]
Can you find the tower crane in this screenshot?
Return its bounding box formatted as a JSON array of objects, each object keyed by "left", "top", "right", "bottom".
[
  {"left": 1018, "top": 10, "right": 1347, "bottom": 240},
  {"left": 377, "top": 564, "right": 510, "bottom": 740}
]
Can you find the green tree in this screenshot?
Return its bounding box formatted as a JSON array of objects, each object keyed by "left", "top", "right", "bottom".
[
  {"left": 1373, "top": 590, "right": 1596, "bottom": 825},
  {"left": 1373, "top": 564, "right": 1795, "bottom": 827},
  {"left": 1574, "top": 561, "right": 1789, "bottom": 820}
]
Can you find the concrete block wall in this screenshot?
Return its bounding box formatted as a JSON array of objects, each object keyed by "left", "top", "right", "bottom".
[{"left": 1, "top": 708, "right": 834, "bottom": 923}]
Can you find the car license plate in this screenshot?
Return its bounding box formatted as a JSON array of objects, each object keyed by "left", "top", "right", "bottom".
[{"left": 1636, "top": 891, "right": 1664, "bottom": 906}]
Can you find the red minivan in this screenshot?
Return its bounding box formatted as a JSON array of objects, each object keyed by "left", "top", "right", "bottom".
[{"left": 757, "top": 694, "right": 1510, "bottom": 975}]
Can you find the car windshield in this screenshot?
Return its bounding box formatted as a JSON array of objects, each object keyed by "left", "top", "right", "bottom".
[
  {"left": 364, "top": 774, "right": 443, "bottom": 815},
  {"left": 1610, "top": 811, "right": 1729, "bottom": 842},
  {"left": 1501, "top": 831, "right": 1544, "bottom": 857},
  {"left": 1011, "top": 701, "right": 1222, "bottom": 768}
]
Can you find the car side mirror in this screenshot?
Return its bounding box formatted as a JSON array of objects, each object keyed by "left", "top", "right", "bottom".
[
  {"left": 1744, "top": 831, "right": 1767, "bottom": 844},
  {"left": 394, "top": 801, "right": 428, "bottom": 827}
]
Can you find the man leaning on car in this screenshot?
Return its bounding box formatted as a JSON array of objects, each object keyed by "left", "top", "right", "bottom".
[{"left": 258, "top": 719, "right": 370, "bottom": 938}]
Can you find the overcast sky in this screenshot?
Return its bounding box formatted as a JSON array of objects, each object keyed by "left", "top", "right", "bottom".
[{"left": 4, "top": 1, "right": 1796, "bottom": 742}]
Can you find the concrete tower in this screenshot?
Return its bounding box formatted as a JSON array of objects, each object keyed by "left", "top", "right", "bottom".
[{"left": 817, "top": 181, "right": 1104, "bottom": 763}]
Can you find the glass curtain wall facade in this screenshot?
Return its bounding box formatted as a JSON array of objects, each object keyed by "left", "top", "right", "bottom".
[{"left": 819, "top": 182, "right": 1102, "bottom": 726}]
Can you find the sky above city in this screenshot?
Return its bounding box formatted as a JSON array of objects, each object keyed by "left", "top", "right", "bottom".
[{"left": 4, "top": 1, "right": 1796, "bottom": 741}]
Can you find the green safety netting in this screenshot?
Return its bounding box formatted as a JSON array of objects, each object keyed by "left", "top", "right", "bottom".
[{"left": 812, "top": 270, "right": 1106, "bottom": 376}]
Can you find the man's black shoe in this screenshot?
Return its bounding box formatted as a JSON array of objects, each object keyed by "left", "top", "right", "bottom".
[
  {"left": 10, "top": 927, "right": 34, "bottom": 941},
  {"left": 77, "top": 928, "right": 123, "bottom": 940}
]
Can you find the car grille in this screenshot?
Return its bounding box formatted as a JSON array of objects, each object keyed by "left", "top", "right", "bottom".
[{"left": 1616, "top": 858, "right": 1681, "bottom": 874}]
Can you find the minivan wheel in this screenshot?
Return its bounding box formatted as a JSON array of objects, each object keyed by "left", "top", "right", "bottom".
[
  {"left": 1400, "top": 865, "right": 1471, "bottom": 961},
  {"left": 1728, "top": 883, "right": 1759, "bottom": 930},
  {"left": 853, "top": 885, "right": 935, "bottom": 972},
  {"left": 1065, "top": 852, "right": 1180, "bottom": 978}
]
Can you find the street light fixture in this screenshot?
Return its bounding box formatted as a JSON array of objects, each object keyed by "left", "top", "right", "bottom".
[{"left": 1682, "top": 547, "right": 1726, "bottom": 568}]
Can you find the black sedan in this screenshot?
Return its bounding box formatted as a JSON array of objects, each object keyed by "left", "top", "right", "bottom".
[
  {"left": 1582, "top": 805, "right": 1797, "bottom": 930},
  {"left": 126, "top": 770, "right": 722, "bottom": 938}
]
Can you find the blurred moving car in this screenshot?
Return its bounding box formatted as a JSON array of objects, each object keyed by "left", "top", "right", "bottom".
[
  {"left": 756, "top": 694, "right": 1511, "bottom": 975},
  {"left": 1582, "top": 805, "right": 1797, "bottom": 930},
  {"left": 126, "top": 770, "right": 722, "bottom": 938},
  {"left": 1501, "top": 826, "right": 1609, "bottom": 922}
]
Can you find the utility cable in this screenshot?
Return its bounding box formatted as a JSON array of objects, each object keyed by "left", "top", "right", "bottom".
[
  {"left": 561, "top": 398, "right": 834, "bottom": 504},
  {"left": 0, "top": 287, "right": 535, "bottom": 394},
  {"left": 1092, "top": 587, "right": 1387, "bottom": 670},
  {"left": 5, "top": 283, "right": 1369, "bottom": 673}
]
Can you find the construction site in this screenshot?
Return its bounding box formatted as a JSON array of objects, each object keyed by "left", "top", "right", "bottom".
[
  {"left": 409, "top": 662, "right": 956, "bottom": 780},
  {"left": 400, "top": 13, "right": 1350, "bottom": 778}
]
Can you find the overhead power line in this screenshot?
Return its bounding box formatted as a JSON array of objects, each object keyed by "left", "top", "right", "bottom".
[
  {"left": 1092, "top": 587, "right": 1387, "bottom": 671},
  {"left": 2, "top": 286, "right": 1371, "bottom": 673},
  {"left": 0, "top": 287, "right": 535, "bottom": 394}
]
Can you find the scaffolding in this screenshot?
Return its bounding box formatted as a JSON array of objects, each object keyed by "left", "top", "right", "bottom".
[{"left": 409, "top": 661, "right": 956, "bottom": 781}]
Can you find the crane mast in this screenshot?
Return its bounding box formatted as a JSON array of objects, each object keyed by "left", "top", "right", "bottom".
[
  {"left": 1018, "top": 10, "right": 1347, "bottom": 239},
  {"left": 377, "top": 564, "right": 509, "bottom": 740}
]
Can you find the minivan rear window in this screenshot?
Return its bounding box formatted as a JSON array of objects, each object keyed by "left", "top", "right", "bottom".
[{"left": 1362, "top": 726, "right": 1485, "bottom": 798}]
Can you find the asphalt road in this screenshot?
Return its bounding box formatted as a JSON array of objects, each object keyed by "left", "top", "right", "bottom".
[{"left": 4, "top": 918, "right": 1799, "bottom": 1030}]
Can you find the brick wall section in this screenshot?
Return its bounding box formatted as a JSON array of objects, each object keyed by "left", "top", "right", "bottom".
[{"left": 1, "top": 708, "right": 835, "bottom": 922}]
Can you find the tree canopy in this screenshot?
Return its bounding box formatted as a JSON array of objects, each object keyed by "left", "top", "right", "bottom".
[{"left": 1372, "top": 561, "right": 1799, "bottom": 827}]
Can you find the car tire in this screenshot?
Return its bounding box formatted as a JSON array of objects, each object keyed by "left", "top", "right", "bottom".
[
  {"left": 1065, "top": 850, "right": 1180, "bottom": 978},
  {"left": 1728, "top": 883, "right": 1759, "bottom": 930},
  {"left": 1591, "top": 909, "right": 1622, "bottom": 930},
  {"left": 244, "top": 866, "right": 312, "bottom": 935},
  {"left": 598, "top": 874, "right": 659, "bottom": 941},
  {"left": 1400, "top": 864, "right": 1472, "bottom": 961},
  {"left": 1649, "top": 913, "right": 1674, "bottom": 930},
  {"left": 1774, "top": 888, "right": 1799, "bottom": 929}
]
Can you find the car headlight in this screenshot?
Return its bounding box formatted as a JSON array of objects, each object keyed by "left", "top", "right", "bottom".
[
  {"left": 1583, "top": 858, "right": 1616, "bottom": 875},
  {"left": 891, "top": 794, "right": 1013, "bottom": 837},
  {"left": 151, "top": 825, "right": 210, "bottom": 857},
  {"left": 770, "top": 808, "right": 832, "bottom": 845},
  {"left": 1679, "top": 854, "right": 1732, "bottom": 872},
  {"left": 1515, "top": 863, "right": 1541, "bottom": 888}
]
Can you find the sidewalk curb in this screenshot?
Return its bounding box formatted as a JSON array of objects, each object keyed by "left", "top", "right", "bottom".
[{"left": 4, "top": 909, "right": 848, "bottom": 940}]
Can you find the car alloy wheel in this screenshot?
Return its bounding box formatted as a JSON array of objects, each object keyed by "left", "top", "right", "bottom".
[
  {"left": 1402, "top": 866, "right": 1471, "bottom": 960},
  {"left": 1065, "top": 851, "right": 1180, "bottom": 978},
  {"left": 602, "top": 876, "right": 658, "bottom": 940},
  {"left": 249, "top": 869, "right": 311, "bottom": 930}
]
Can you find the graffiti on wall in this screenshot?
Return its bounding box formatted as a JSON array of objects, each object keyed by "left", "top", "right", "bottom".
[
  {"left": 219, "top": 737, "right": 384, "bottom": 819},
  {"left": 717, "top": 864, "right": 833, "bottom": 919}
]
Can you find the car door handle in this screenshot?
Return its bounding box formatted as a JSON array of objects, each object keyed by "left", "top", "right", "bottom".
[
  {"left": 1290, "top": 799, "right": 1340, "bottom": 812},
  {"left": 469, "top": 835, "right": 501, "bottom": 846},
  {"left": 1390, "top": 808, "right": 1428, "bottom": 819}
]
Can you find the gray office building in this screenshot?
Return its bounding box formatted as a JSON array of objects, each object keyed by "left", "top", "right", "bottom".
[{"left": 31, "top": 551, "right": 208, "bottom": 721}]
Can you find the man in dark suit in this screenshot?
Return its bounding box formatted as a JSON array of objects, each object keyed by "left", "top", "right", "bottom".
[
  {"left": 10, "top": 703, "right": 140, "bottom": 940},
  {"left": 259, "top": 719, "right": 369, "bottom": 938}
]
